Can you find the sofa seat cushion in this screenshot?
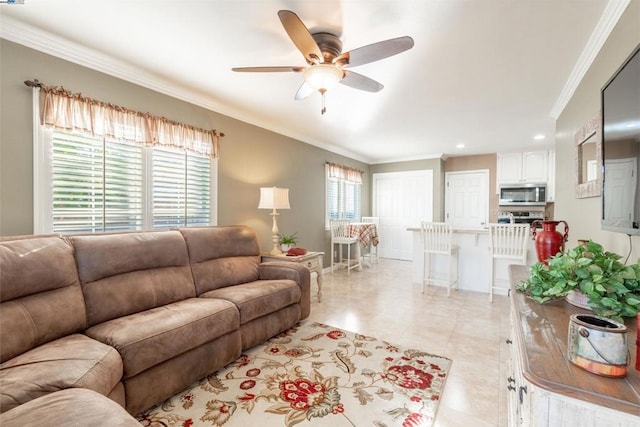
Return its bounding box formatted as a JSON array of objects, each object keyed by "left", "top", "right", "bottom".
[
  {"left": 85, "top": 298, "right": 239, "bottom": 379},
  {"left": 201, "top": 279, "right": 301, "bottom": 325},
  {"left": 0, "top": 333, "right": 122, "bottom": 413},
  {"left": 0, "top": 388, "right": 141, "bottom": 427}
]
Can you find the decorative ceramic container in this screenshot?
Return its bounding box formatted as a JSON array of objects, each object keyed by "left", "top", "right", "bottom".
[
  {"left": 531, "top": 220, "right": 569, "bottom": 263},
  {"left": 567, "top": 314, "right": 628, "bottom": 378},
  {"left": 566, "top": 289, "right": 591, "bottom": 310}
]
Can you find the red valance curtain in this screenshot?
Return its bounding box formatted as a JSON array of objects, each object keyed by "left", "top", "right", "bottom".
[
  {"left": 38, "top": 85, "right": 221, "bottom": 158},
  {"left": 326, "top": 162, "right": 363, "bottom": 184}
]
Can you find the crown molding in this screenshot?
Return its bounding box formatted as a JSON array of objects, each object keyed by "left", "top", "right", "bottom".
[
  {"left": 550, "top": 0, "right": 630, "bottom": 119},
  {"left": 370, "top": 153, "right": 444, "bottom": 165},
  {"left": 0, "top": 15, "right": 372, "bottom": 164}
]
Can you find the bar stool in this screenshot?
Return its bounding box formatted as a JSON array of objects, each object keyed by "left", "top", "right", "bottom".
[
  {"left": 488, "top": 223, "right": 530, "bottom": 302},
  {"left": 360, "top": 216, "right": 379, "bottom": 264},
  {"left": 420, "top": 221, "right": 458, "bottom": 296},
  {"left": 330, "top": 219, "right": 361, "bottom": 274}
]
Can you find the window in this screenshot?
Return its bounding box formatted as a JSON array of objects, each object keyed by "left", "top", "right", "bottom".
[
  {"left": 37, "top": 130, "right": 214, "bottom": 234},
  {"left": 51, "top": 132, "right": 143, "bottom": 233},
  {"left": 325, "top": 163, "right": 362, "bottom": 228},
  {"left": 30, "top": 84, "right": 220, "bottom": 234},
  {"left": 152, "top": 147, "right": 211, "bottom": 229}
]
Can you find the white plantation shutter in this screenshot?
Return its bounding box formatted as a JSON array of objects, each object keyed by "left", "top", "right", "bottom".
[
  {"left": 44, "top": 131, "right": 211, "bottom": 234},
  {"left": 152, "top": 148, "right": 211, "bottom": 229},
  {"left": 325, "top": 164, "right": 362, "bottom": 228},
  {"left": 51, "top": 133, "right": 143, "bottom": 233},
  {"left": 186, "top": 154, "right": 211, "bottom": 226},
  {"left": 344, "top": 181, "right": 361, "bottom": 221},
  {"left": 152, "top": 148, "right": 187, "bottom": 229},
  {"left": 104, "top": 140, "right": 143, "bottom": 231}
]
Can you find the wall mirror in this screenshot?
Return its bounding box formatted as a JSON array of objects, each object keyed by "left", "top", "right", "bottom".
[{"left": 574, "top": 113, "right": 602, "bottom": 198}]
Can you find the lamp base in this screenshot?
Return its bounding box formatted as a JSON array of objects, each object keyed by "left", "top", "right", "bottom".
[{"left": 270, "top": 232, "right": 282, "bottom": 256}]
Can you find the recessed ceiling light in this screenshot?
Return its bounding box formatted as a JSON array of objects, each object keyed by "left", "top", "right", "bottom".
[
  {"left": 534, "top": 134, "right": 545, "bottom": 140},
  {"left": 456, "top": 143, "right": 465, "bottom": 149}
]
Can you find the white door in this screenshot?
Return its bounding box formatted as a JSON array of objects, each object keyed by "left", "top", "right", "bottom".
[
  {"left": 373, "top": 170, "right": 433, "bottom": 260},
  {"left": 445, "top": 170, "right": 489, "bottom": 229},
  {"left": 604, "top": 158, "right": 637, "bottom": 221}
]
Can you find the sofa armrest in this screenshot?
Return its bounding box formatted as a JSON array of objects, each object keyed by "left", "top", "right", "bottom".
[{"left": 258, "top": 262, "right": 311, "bottom": 319}]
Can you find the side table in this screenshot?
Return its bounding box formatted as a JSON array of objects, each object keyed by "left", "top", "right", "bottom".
[{"left": 261, "top": 251, "right": 324, "bottom": 302}]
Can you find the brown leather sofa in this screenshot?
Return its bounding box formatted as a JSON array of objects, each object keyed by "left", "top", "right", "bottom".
[{"left": 0, "top": 226, "right": 310, "bottom": 425}]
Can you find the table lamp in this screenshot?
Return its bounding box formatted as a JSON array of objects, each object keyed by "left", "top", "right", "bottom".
[{"left": 258, "top": 187, "right": 290, "bottom": 255}]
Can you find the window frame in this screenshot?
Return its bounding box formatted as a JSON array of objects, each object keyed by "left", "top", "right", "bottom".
[
  {"left": 33, "top": 126, "right": 217, "bottom": 234},
  {"left": 325, "top": 163, "right": 362, "bottom": 229}
]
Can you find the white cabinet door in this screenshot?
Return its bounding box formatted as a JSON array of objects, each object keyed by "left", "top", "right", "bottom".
[
  {"left": 497, "top": 153, "right": 523, "bottom": 184},
  {"left": 497, "top": 151, "right": 550, "bottom": 186},
  {"left": 522, "top": 151, "right": 548, "bottom": 183}
]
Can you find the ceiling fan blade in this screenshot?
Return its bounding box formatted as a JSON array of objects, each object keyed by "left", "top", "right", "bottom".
[
  {"left": 277, "top": 10, "right": 323, "bottom": 65},
  {"left": 337, "top": 36, "right": 414, "bottom": 68},
  {"left": 294, "top": 82, "right": 314, "bottom": 100},
  {"left": 340, "top": 70, "right": 383, "bottom": 92},
  {"left": 232, "top": 66, "right": 304, "bottom": 73}
]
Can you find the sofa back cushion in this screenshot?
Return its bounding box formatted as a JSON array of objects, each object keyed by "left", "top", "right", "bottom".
[
  {"left": 179, "top": 226, "right": 261, "bottom": 295},
  {"left": 70, "top": 230, "right": 195, "bottom": 326},
  {"left": 0, "top": 235, "right": 86, "bottom": 363}
]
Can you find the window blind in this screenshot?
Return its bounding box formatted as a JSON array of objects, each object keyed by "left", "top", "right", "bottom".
[
  {"left": 51, "top": 132, "right": 143, "bottom": 233},
  {"left": 326, "top": 169, "right": 361, "bottom": 228},
  {"left": 152, "top": 147, "right": 211, "bottom": 229},
  {"left": 152, "top": 148, "right": 187, "bottom": 229},
  {"left": 186, "top": 153, "right": 211, "bottom": 226},
  {"left": 50, "top": 131, "right": 210, "bottom": 234}
]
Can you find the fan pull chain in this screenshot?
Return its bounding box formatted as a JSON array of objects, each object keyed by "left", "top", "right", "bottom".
[{"left": 320, "top": 88, "right": 327, "bottom": 115}]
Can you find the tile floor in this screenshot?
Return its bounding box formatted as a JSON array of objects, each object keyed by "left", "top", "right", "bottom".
[{"left": 308, "top": 257, "right": 510, "bottom": 427}]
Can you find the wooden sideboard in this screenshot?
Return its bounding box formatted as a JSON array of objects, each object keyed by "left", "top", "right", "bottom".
[{"left": 508, "top": 265, "right": 640, "bottom": 426}]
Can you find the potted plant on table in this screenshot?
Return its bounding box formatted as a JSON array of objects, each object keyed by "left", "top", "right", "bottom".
[
  {"left": 279, "top": 232, "right": 298, "bottom": 252},
  {"left": 516, "top": 240, "right": 640, "bottom": 323}
]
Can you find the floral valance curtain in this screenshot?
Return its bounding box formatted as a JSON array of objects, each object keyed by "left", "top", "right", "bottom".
[
  {"left": 327, "top": 162, "right": 363, "bottom": 184},
  {"left": 38, "top": 85, "right": 221, "bottom": 158}
]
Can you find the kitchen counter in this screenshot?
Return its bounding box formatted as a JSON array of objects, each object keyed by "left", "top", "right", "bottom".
[
  {"left": 508, "top": 264, "right": 640, "bottom": 423},
  {"left": 407, "top": 226, "right": 538, "bottom": 294}
]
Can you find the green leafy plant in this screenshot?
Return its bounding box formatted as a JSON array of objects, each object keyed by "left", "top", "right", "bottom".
[
  {"left": 279, "top": 232, "right": 298, "bottom": 246},
  {"left": 516, "top": 240, "right": 640, "bottom": 322}
]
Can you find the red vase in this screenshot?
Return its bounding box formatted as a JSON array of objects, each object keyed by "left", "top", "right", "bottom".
[{"left": 530, "top": 220, "right": 569, "bottom": 263}]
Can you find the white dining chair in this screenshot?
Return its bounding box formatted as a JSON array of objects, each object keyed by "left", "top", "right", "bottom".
[
  {"left": 330, "top": 220, "right": 361, "bottom": 275},
  {"left": 488, "top": 223, "right": 530, "bottom": 302},
  {"left": 360, "top": 216, "right": 379, "bottom": 264},
  {"left": 420, "top": 221, "right": 459, "bottom": 296}
]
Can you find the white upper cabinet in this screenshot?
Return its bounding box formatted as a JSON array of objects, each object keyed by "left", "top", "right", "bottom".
[
  {"left": 497, "top": 150, "right": 549, "bottom": 184},
  {"left": 522, "top": 151, "right": 549, "bottom": 183},
  {"left": 497, "top": 152, "right": 523, "bottom": 183}
]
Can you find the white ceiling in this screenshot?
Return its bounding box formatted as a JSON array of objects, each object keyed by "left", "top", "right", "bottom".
[{"left": 0, "top": 0, "right": 628, "bottom": 163}]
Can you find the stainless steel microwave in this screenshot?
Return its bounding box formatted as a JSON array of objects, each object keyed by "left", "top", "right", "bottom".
[{"left": 499, "top": 183, "right": 547, "bottom": 206}]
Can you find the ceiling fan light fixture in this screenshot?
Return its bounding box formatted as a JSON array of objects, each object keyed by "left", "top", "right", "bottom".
[{"left": 303, "top": 64, "right": 343, "bottom": 91}]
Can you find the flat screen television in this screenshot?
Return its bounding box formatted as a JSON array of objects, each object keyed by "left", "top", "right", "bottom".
[{"left": 601, "top": 44, "right": 640, "bottom": 235}]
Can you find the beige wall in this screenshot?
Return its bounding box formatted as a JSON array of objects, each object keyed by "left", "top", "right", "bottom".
[
  {"left": 0, "top": 40, "right": 369, "bottom": 264},
  {"left": 369, "top": 158, "right": 444, "bottom": 221},
  {"left": 555, "top": 1, "right": 640, "bottom": 258},
  {"left": 445, "top": 154, "right": 499, "bottom": 223}
]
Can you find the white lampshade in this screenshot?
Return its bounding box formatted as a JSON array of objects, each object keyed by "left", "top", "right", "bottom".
[
  {"left": 258, "top": 187, "right": 290, "bottom": 210},
  {"left": 303, "top": 64, "right": 343, "bottom": 91}
]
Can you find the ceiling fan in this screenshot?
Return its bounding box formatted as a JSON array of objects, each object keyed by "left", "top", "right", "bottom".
[{"left": 232, "top": 10, "right": 414, "bottom": 114}]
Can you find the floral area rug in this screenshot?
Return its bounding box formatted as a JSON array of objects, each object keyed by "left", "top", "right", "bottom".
[{"left": 137, "top": 321, "right": 451, "bottom": 427}]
